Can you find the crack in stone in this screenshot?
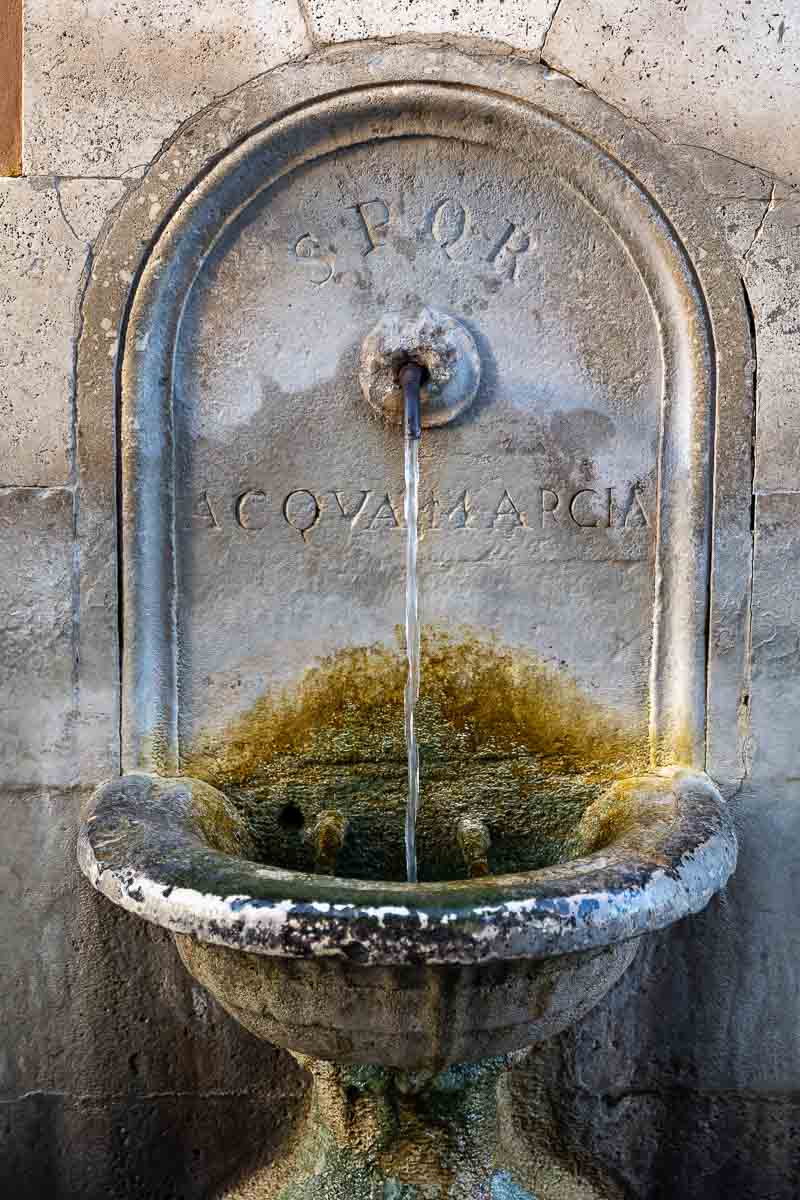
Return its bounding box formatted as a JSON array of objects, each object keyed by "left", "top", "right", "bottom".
[
  {"left": 52, "top": 177, "right": 83, "bottom": 245},
  {"left": 674, "top": 143, "right": 794, "bottom": 190},
  {"left": 0, "top": 484, "right": 75, "bottom": 493},
  {"left": 738, "top": 276, "right": 759, "bottom": 786},
  {"left": 313, "top": 33, "right": 527, "bottom": 60},
  {"left": 744, "top": 184, "right": 778, "bottom": 265},
  {"left": 725, "top": 774, "right": 748, "bottom": 803},
  {"left": 22, "top": 172, "right": 142, "bottom": 183},
  {"left": 539, "top": 52, "right": 670, "bottom": 141},
  {"left": 715, "top": 194, "right": 777, "bottom": 203},
  {"left": 540, "top": 0, "right": 566, "bottom": 52},
  {"left": 296, "top": 0, "right": 318, "bottom": 50}
]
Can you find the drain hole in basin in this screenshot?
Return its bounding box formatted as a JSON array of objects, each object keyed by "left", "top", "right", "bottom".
[{"left": 278, "top": 802, "right": 305, "bottom": 833}]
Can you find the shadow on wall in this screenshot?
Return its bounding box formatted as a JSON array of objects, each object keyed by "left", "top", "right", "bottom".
[
  {"left": 0, "top": 844, "right": 306, "bottom": 1200},
  {"left": 513, "top": 784, "right": 800, "bottom": 1200}
]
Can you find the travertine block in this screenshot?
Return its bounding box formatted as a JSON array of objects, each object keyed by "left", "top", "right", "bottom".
[
  {"left": 544, "top": 0, "right": 800, "bottom": 184},
  {"left": 0, "top": 788, "right": 76, "bottom": 1097},
  {"left": 750, "top": 493, "right": 800, "bottom": 781},
  {"left": 23, "top": 0, "right": 310, "bottom": 177},
  {"left": 0, "top": 182, "right": 81, "bottom": 485},
  {"left": 0, "top": 488, "right": 75, "bottom": 787},
  {"left": 744, "top": 200, "right": 800, "bottom": 494},
  {"left": 306, "top": 0, "right": 560, "bottom": 49},
  {"left": 0, "top": 178, "right": 124, "bottom": 486}
]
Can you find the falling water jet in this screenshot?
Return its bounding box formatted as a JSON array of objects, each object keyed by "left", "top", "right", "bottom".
[
  {"left": 400, "top": 361, "right": 423, "bottom": 882},
  {"left": 359, "top": 310, "right": 482, "bottom": 881}
]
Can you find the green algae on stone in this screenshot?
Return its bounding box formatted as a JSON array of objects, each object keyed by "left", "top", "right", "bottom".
[{"left": 183, "top": 630, "right": 648, "bottom": 882}]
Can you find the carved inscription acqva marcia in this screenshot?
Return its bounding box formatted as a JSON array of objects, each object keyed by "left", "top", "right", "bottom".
[{"left": 191, "top": 482, "right": 651, "bottom": 550}]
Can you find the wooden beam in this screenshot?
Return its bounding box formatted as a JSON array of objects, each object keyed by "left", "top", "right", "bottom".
[{"left": 0, "top": 0, "right": 22, "bottom": 176}]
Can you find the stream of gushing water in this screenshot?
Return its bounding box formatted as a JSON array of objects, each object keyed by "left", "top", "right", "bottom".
[{"left": 403, "top": 394, "right": 422, "bottom": 883}]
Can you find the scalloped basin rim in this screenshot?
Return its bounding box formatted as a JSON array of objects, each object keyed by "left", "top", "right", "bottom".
[{"left": 78, "top": 766, "right": 736, "bottom": 965}]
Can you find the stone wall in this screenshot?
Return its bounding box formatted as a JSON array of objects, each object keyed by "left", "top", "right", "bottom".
[{"left": 1, "top": 4, "right": 798, "bottom": 1196}]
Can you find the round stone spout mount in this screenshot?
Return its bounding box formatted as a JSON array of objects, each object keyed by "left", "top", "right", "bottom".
[{"left": 360, "top": 307, "right": 481, "bottom": 429}]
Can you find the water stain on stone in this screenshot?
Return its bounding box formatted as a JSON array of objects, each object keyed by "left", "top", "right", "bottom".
[{"left": 183, "top": 629, "right": 648, "bottom": 882}]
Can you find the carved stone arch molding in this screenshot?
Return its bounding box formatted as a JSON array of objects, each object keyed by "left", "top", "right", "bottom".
[{"left": 76, "top": 43, "right": 753, "bottom": 792}]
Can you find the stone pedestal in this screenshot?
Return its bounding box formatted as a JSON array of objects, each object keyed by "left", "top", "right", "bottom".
[{"left": 224, "top": 1055, "right": 536, "bottom": 1200}]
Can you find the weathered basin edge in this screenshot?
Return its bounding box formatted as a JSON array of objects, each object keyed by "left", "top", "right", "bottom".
[{"left": 78, "top": 767, "right": 736, "bottom": 967}]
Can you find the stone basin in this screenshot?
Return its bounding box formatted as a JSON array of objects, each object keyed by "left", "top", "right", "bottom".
[{"left": 78, "top": 765, "right": 735, "bottom": 1071}]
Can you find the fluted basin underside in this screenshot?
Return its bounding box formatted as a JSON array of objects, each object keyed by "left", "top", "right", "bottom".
[{"left": 176, "top": 934, "right": 638, "bottom": 1069}]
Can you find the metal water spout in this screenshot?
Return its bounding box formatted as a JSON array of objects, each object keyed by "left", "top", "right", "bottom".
[{"left": 400, "top": 360, "right": 423, "bottom": 440}]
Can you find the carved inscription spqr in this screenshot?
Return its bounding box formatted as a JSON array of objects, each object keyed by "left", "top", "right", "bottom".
[{"left": 297, "top": 194, "right": 534, "bottom": 289}]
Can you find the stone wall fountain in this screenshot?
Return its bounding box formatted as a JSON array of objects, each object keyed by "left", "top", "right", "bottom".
[{"left": 77, "top": 48, "right": 752, "bottom": 1199}]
